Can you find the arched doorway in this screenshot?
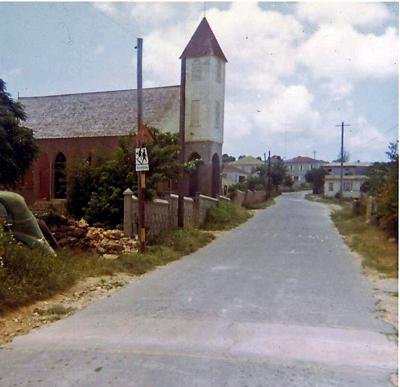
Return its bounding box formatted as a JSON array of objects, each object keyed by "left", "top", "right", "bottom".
[
  {"left": 211, "top": 153, "right": 220, "bottom": 198},
  {"left": 54, "top": 153, "right": 67, "bottom": 199},
  {"left": 188, "top": 152, "right": 201, "bottom": 197}
]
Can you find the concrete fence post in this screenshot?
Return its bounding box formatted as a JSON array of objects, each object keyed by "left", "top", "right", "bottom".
[
  {"left": 193, "top": 193, "right": 200, "bottom": 227},
  {"left": 123, "top": 188, "right": 133, "bottom": 237}
]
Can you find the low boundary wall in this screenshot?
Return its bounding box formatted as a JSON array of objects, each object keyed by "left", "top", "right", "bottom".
[{"left": 123, "top": 188, "right": 268, "bottom": 239}]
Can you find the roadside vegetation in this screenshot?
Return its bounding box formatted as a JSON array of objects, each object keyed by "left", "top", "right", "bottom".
[
  {"left": 306, "top": 194, "right": 398, "bottom": 278},
  {"left": 202, "top": 201, "right": 252, "bottom": 230},
  {"left": 331, "top": 205, "right": 397, "bottom": 277}
]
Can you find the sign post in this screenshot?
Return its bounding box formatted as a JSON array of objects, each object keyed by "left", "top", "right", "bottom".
[{"left": 136, "top": 38, "right": 146, "bottom": 253}]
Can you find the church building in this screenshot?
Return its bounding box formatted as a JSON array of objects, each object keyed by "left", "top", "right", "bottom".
[{"left": 17, "top": 17, "right": 227, "bottom": 205}]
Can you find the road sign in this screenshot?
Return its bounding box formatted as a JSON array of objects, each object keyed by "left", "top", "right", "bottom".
[
  {"left": 135, "top": 125, "right": 154, "bottom": 144},
  {"left": 135, "top": 147, "right": 149, "bottom": 171}
]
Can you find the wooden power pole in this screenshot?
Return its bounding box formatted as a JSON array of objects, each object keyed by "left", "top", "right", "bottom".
[
  {"left": 336, "top": 121, "right": 351, "bottom": 198},
  {"left": 178, "top": 58, "right": 186, "bottom": 228},
  {"left": 136, "top": 38, "right": 146, "bottom": 253}
]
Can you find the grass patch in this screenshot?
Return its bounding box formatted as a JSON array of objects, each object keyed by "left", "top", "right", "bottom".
[
  {"left": 0, "top": 227, "right": 215, "bottom": 314},
  {"left": 331, "top": 206, "right": 398, "bottom": 278},
  {"left": 202, "top": 201, "right": 252, "bottom": 231},
  {"left": 305, "top": 193, "right": 352, "bottom": 205}
]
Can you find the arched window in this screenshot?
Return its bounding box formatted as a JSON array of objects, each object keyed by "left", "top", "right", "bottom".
[
  {"left": 54, "top": 153, "right": 67, "bottom": 199},
  {"left": 192, "top": 59, "right": 202, "bottom": 81}
]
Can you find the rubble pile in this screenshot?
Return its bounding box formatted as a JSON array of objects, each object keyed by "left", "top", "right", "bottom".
[{"left": 49, "top": 219, "right": 137, "bottom": 256}]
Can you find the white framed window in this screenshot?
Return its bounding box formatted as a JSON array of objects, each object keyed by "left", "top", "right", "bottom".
[
  {"left": 192, "top": 59, "right": 202, "bottom": 81},
  {"left": 191, "top": 100, "right": 200, "bottom": 126},
  {"left": 328, "top": 182, "right": 334, "bottom": 191}
]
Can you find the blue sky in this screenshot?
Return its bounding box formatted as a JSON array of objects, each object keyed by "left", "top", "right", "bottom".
[{"left": 0, "top": 2, "right": 398, "bottom": 162}]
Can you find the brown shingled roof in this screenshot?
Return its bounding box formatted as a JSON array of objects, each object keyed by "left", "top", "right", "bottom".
[
  {"left": 19, "top": 86, "right": 180, "bottom": 139},
  {"left": 180, "top": 17, "right": 227, "bottom": 62},
  {"left": 285, "top": 156, "right": 328, "bottom": 164}
]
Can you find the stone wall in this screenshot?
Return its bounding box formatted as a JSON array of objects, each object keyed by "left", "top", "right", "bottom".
[
  {"left": 123, "top": 190, "right": 221, "bottom": 239},
  {"left": 123, "top": 188, "right": 269, "bottom": 239}
]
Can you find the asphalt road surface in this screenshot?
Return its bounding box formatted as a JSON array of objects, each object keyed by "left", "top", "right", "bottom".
[{"left": 0, "top": 192, "right": 396, "bottom": 386}]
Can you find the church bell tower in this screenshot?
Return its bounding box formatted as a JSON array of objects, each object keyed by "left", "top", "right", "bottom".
[{"left": 180, "top": 17, "right": 227, "bottom": 197}]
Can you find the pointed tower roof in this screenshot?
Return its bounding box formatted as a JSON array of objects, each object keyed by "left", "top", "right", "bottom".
[{"left": 180, "top": 17, "right": 227, "bottom": 62}]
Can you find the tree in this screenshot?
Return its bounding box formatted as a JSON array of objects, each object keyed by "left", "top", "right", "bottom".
[
  {"left": 305, "top": 167, "right": 326, "bottom": 194},
  {"left": 256, "top": 158, "right": 288, "bottom": 191},
  {"left": 67, "top": 127, "right": 181, "bottom": 228},
  {"left": 0, "top": 79, "right": 38, "bottom": 187},
  {"left": 222, "top": 153, "right": 236, "bottom": 163},
  {"left": 366, "top": 142, "right": 398, "bottom": 237},
  {"left": 334, "top": 151, "right": 350, "bottom": 162},
  {"left": 238, "top": 155, "right": 246, "bottom": 160}
]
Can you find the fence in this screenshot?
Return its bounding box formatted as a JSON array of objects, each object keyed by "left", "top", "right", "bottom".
[{"left": 123, "top": 188, "right": 268, "bottom": 239}]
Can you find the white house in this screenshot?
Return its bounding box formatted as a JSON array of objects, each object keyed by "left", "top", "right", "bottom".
[
  {"left": 284, "top": 156, "right": 328, "bottom": 186},
  {"left": 322, "top": 162, "right": 371, "bottom": 198}
]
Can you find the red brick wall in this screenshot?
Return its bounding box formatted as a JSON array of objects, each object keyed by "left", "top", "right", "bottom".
[{"left": 14, "top": 136, "right": 120, "bottom": 205}]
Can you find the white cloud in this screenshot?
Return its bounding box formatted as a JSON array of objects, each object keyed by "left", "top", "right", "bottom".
[
  {"left": 296, "top": 3, "right": 391, "bottom": 27},
  {"left": 93, "top": 2, "right": 118, "bottom": 17},
  {"left": 96, "top": 1, "right": 396, "bottom": 161},
  {"left": 298, "top": 24, "right": 398, "bottom": 80}
]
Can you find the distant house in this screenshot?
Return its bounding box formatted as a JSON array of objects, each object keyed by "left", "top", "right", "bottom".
[
  {"left": 231, "top": 156, "right": 264, "bottom": 174},
  {"left": 284, "top": 156, "right": 328, "bottom": 186},
  {"left": 221, "top": 164, "right": 250, "bottom": 194},
  {"left": 322, "top": 162, "right": 371, "bottom": 198}
]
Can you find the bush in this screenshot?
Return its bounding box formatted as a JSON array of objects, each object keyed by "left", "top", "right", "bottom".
[
  {"left": 202, "top": 202, "right": 252, "bottom": 230},
  {"left": 67, "top": 128, "right": 180, "bottom": 228}
]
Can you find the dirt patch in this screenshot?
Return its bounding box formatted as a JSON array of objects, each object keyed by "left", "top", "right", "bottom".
[{"left": 0, "top": 272, "right": 135, "bottom": 346}]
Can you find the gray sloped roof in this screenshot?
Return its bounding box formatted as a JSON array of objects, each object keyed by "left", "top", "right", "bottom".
[{"left": 19, "top": 85, "right": 180, "bottom": 139}]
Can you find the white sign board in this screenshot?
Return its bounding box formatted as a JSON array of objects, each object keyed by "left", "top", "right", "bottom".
[{"left": 135, "top": 147, "right": 149, "bottom": 172}]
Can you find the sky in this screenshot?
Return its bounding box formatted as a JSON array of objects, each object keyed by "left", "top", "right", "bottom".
[{"left": 0, "top": 1, "right": 398, "bottom": 162}]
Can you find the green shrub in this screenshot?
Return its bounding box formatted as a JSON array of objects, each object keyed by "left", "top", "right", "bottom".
[
  {"left": 67, "top": 128, "right": 180, "bottom": 228},
  {"left": 156, "top": 228, "right": 214, "bottom": 255},
  {"left": 202, "top": 202, "right": 252, "bottom": 230}
]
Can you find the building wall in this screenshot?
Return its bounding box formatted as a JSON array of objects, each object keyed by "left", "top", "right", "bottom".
[
  {"left": 285, "top": 162, "right": 325, "bottom": 184},
  {"left": 324, "top": 177, "right": 365, "bottom": 198},
  {"left": 185, "top": 56, "right": 225, "bottom": 144},
  {"left": 15, "top": 136, "right": 120, "bottom": 205}
]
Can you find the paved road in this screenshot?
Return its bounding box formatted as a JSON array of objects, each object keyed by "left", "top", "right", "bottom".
[{"left": 0, "top": 192, "right": 396, "bottom": 386}]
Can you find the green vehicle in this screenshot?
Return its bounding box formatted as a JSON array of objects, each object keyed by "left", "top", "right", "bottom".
[{"left": 0, "top": 191, "right": 56, "bottom": 256}]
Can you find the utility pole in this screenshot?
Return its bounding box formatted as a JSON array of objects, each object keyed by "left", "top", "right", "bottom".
[
  {"left": 136, "top": 38, "right": 146, "bottom": 253},
  {"left": 263, "top": 152, "right": 267, "bottom": 191},
  {"left": 178, "top": 57, "right": 186, "bottom": 228},
  {"left": 267, "top": 150, "right": 271, "bottom": 198},
  {"left": 336, "top": 121, "right": 351, "bottom": 198},
  {"left": 313, "top": 150, "right": 316, "bottom": 160}
]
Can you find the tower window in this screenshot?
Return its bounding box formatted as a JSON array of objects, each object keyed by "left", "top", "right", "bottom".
[
  {"left": 215, "top": 101, "right": 221, "bottom": 128},
  {"left": 192, "top": 59, "right": 202, "bottom": 81},
  {"left": 191, "top": 100, "right": 200, "bottom": 126},
  {"left": 216, "top": 61, "right": 222, "bottom": 83}
]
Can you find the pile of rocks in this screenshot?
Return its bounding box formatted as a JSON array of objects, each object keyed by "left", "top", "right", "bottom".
[{"left": 49, "top": 219, "right": 137, "bottom": 256}]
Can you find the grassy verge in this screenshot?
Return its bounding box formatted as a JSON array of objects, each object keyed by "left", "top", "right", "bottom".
[
  {"left": 0, "top": 228, "right": 214, "bottom": 314},
  {"left": 331, "top": 206, "right": 398, "bottom": 277},
  {"left": 202, "top": 201, "right": 253, "bottom": 231},
  {"left": 307, "top": 194, "right": 398, "bottom": 277}
]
